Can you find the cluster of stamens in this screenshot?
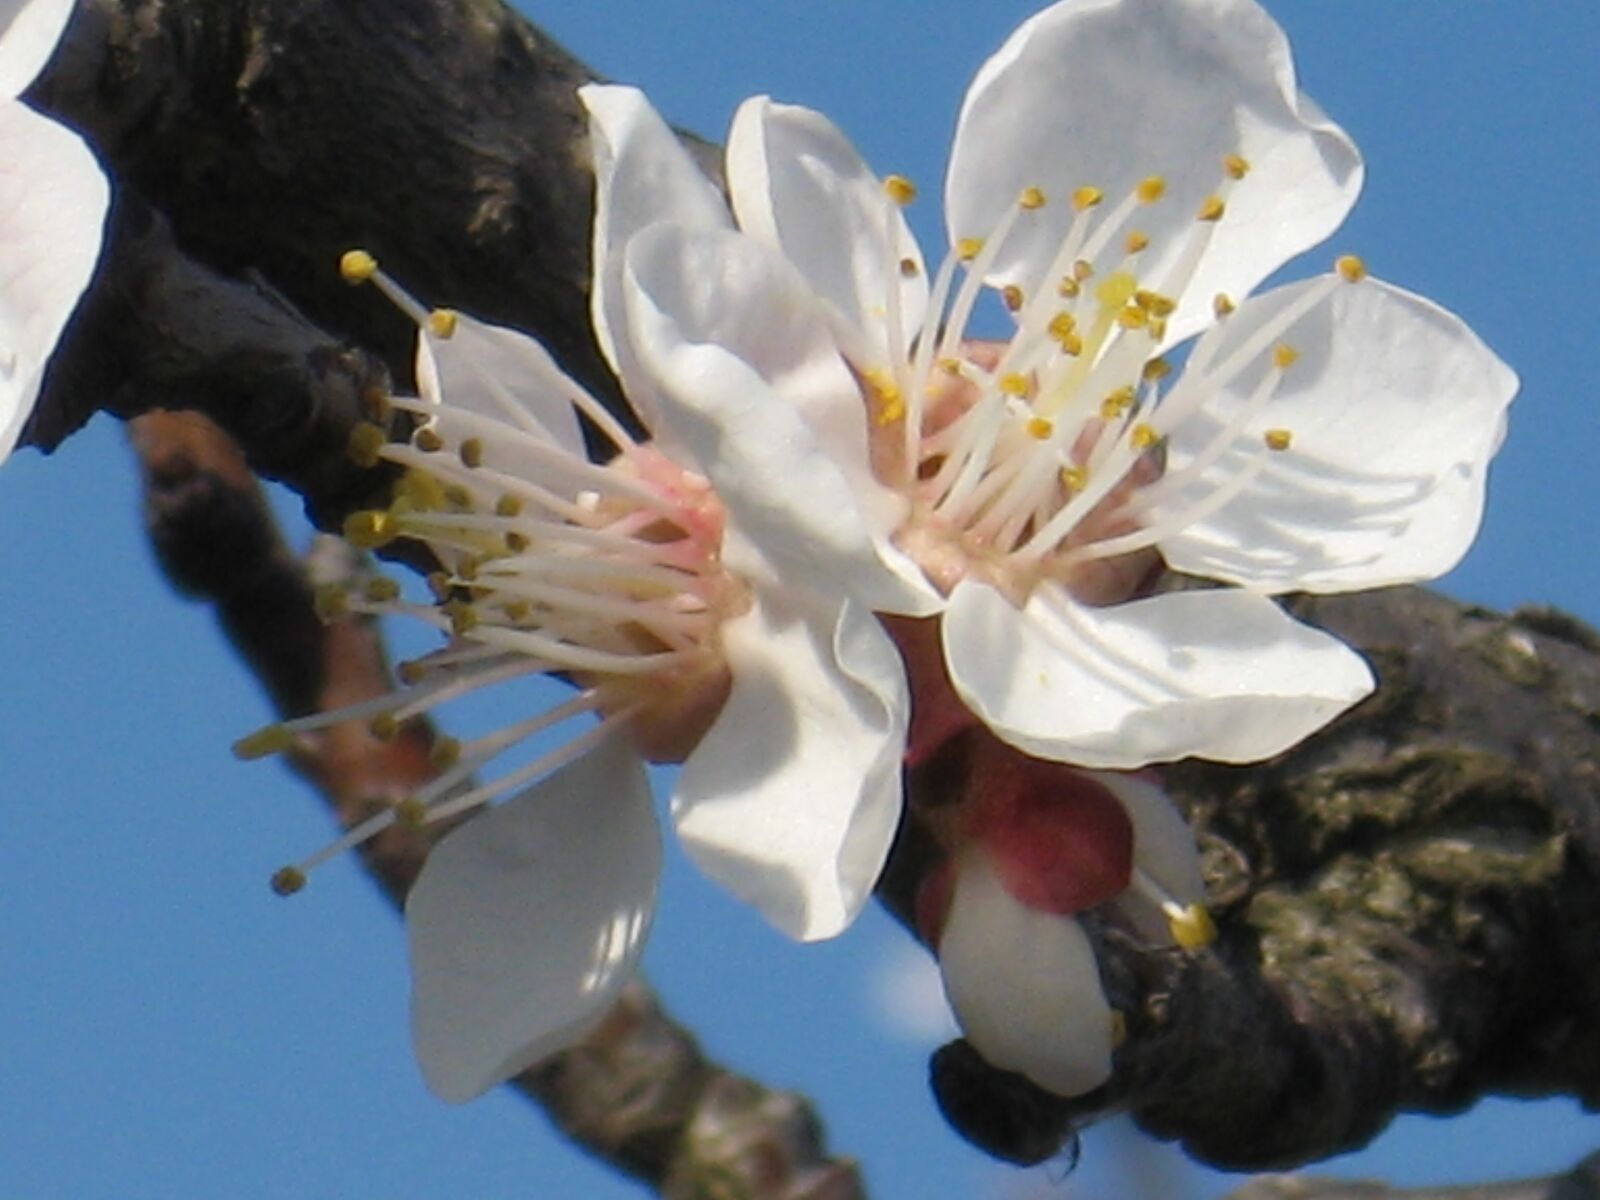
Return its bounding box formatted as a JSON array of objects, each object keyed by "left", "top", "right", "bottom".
[
  {"left": 864, "top": 158, "right": 1367, "bottom": 604},
  {"left": 236, "top": 251, "right": 746, "bottom": 895}
]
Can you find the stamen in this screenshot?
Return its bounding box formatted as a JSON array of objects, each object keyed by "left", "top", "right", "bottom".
[
  {"left": 883, "top": 175, "right": 918, "bottom": 206},
  {"left": 1336, "top": 254, "right": 1368, "bottom": 283}
]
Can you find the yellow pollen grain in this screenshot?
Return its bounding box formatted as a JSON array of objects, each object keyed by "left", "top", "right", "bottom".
[
  {"left": 339, "top": 248, "right": 378, "bottom": 284},
  {"left": 343, "top": 509, "right": 397, "bottom": 549},
  {"left": 1117, "top": 304, "right": 1149, "bottom": 330},
  {"left": 1001, "top": 284, "right": 1025, "bottom": 312},
  {"left": 364, "top": 576, "right": 401, "bottom": 603},
  {"left": 347, "top": 422, "right": 388, "bottom": 469},
  {"left": 1142, "top": 357, "right": 1172, "bottom": 382},
  {"left": 1057, "top": 276, "right": 1081, "bottom": 299},
  {"left": 1058, "top": 331, "right": 1084, "bottom": 356},
  {"left": 1169, "top": 903, "right": 1218, "bottom": 950},
  {"left": 1071, "top": 185, "right": 1104, "bottom": 211},
  {"left": 459, "top": 437, "right": 484, "bottom": 468},
  {"left": 428, "top": 737, "right": 462, "bottom": 770},
  {"left": 504, "top": 530, "right": 530, "bottom": 553},
  {"left": 270, "top": 866, "right": 307, "bottom": 897},
  {"left": 1130, "top": 423, "right": 1160, "bottom": 450},
  {"left": 1125, "top": 230, "right": 1150, "bottom": 254},
  {"left": 369, "top": 712, "right": 400, "bottom": 741},
  {"left": 1025, "top": 416, "right": 1054, "bottom": 440},
  {"left": 1213, "top": 292, "right": 1236, "bottom": 318},
  {"left": 232, "top": 724, "right": 293, "bottom": 760},
  {"left": 1223, "top": 153, "right": 1250, "bottom": 180},
  {"left": 1060, "top": 465, "right": 1089, "bottom": 492},
  {"left": 395, "top": 797, "right": 430, "bottom": 832},
  {"left": 864, "top": 367, "right": 905, "bottom": 424},
  {"left": 1047, "top": 312, "right": 1078, "bottom": 347},
  {"left": 413, "top": 427, "right": 445, "bottom": 453},
  {"left": 883, "top": 174, "right": 917, "bottom": 206},
  {"left": 1336, "top": 254, "right": 1368, "bottom": 282},
  {"left": 956, "top": 236, "right": 984, "bottom": 262},
  {"left": 1135, "top": 176, "right": 1166, "bottom": 204},
  {"left": 998, "top": 372, "right": 1032, "bottom": 398},
  {"left": 899, "top": 257, "right": 920, "bottom": 278},
  {"left": 495, "top": 493, "right": 524, "bottom": 518},
  {"left": 397, "top": 660, "right": 427, "bottom": 686},
  {"left": 1197, "top": 195, "right": 1226, "bottom": 222},
  {"left": 427, "top": 308, "right": 459, "bottom": 339},
  {"left": 1100, "top": 386, "right": 1135, "bottom": 419},
  {"left": 1073, "top": 259, "right": 1094, "bottom": 282},
  {"left": 1264, "top": 428, "right": 1293, "bottom": 451},
  {"left": 1273, "top": 343, "right": 1300, "bottom": 370},
  {"left": 1019, "top": 185, "right": 1047, "bottom": 210}
]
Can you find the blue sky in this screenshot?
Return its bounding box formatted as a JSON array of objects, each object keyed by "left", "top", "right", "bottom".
[{"left": 2, "top": 2, "right": 1597, "bottom": 1197}]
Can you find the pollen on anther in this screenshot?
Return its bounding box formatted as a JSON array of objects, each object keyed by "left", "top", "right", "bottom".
[
  {"left": 429, "top": 736, "right": 462, "bottom": 769},
  {"left": 1142, "top": 357, "right": 1172, "bottom": 382},
  {"left": 1168, "top": 903, "right": 1218, "bottom": 950},
  {"left": 1125, "top": 230, "right": 1150, "bottom": 254},
  {"left": 364, "top": 576, "right": 401, "bottom": 603},
  {"left": 1134, "top": 289, "right": 1175, "bottom": 317},
  {"left": 270, "top": 866, "right": 307, "bottom": 897},
  {"left": 495, "top": 493, "right": 524, "bottom": 518},
  {"left": 1336, "top": 254, "right": 1368, "bottom": 283},
  {"left": 1057, "top": 277, "right": 1081, "bottom": 299},
  {"left": 1264, "top": 428, "right": 1293, "bottom": 452},
  {"left": 956, "top": 236, "right": 985, "bottom": 262},
  {"left": 1212, "top": 292, "right": 1236, "bottom": 318},
  {"left": 1001, "top": 284, "right": 1025, "bottom": 312},
  {"left": 899, "top": 257, "right": 920, "bottom": 278},
  {"left": 1019, "top": 185, "right": 1047, "bottom": 210},
  {"left": 233, "top": 724, "right": 293, "bottom": 761},
  {"left": 1130, "top": 423, "right": 1160, "bottom": 450},
  {"left": 427, "top": 308, "right": 459, "bottom": 339},
  {"left": 313, "top": 585, "right": 349, "bottom": 622},
  {"left": 1060, "top": 465, "right": 1089, "bottom": 492},
  {"left": 1100, "top": 386, "right": 1134, "bottom": 419},
  {"left": 883, "top": 174, "right": 918, "bottom": 206},
  {"left": 1223, "top": 153, "right": 1251, "bottom": 180},
  {"left": 1071, "top": 185, "right": 1104, "bottom": 212},
  {"left": 1197, "top": 195, "right": 1226, "bottom": 222},
  {"left": 1117, "top": 305, "right": 1149, "bottom": 331},
  {"left": 1025, "top": 416, "right": 1054, "bottom": 440},
  {"left": 1135, "top": 176, "right": 1166, "bottom": 204},
  {"left": 343, "top": 509, "right": 398, "bottom": 549},
  {"left": 1273, "top": 343, "right": 1300, "bottom": 370},
  {"left": 339, "top": 249, "right": 378, "bottom": 284},
  {"left": 1073, "top": 259, "right": 1094, "bottom": 282},
  {"left": 397, "top": 659, "right": 427, "bottom": 686},
  {"left": 370, "top": 712, "right": 400, "bottom": 741},
  {"left": 446, "top": 600, "right": 480, "bottom": 634},
  {"left": 504, "top": 531, "right": 530, "bottom": 554},
  {"left": 414, "top": 427, "right": 446, "bottom": 453},
  {"left": 459, "top": 437, "right": 484, "bottom": 468},
  {"left": 864, "top": 368, "right": 905, "bottom": 423},
  {"left": 347, "top": 422, "right": 388, "bottom": 468},
  {"left": 1047, "top": 312, "right": 1077, "bottom": 345},
  {"left": 395, "top": 797, "right": 430, "bottom": 832},
  {"left": 998, "top": 372, "right": 1031, "bottom": 398}
]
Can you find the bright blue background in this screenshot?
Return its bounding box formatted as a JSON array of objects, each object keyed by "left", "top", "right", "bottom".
[{"left": 2, "top": 2, "right": 1596, "bottom": 1195}]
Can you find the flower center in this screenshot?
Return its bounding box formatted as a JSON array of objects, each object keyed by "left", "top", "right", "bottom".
[{"left": 860, "top": 163, "right": 1367, "bottom": 608}]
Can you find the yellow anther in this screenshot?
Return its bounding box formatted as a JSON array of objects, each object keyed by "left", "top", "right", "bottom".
[
  {"left": 312, "top": 584, "right": 349, "bottom": 622},
  {"left": 413, "top": 426, "right": 445, "bottom": 453},
  {"left": 343, "top": 509, "right": 398, "bottom": 549},
  {"left": 459, "top": 437, "right": 484, "bottom": 468},
  {"left": 502, "top": 599, "right": 532, "bottom": 623},
  {"left": 1336, "top": 254, "right": 1368, "bottom": 283},
  {"left": 1213, "top": 292, "right": 1236, "bottom": 318},
  {"left": 347, "top": 422, "right": 388, "bottom": 469},
  {"left": 428, "top": 736, "right": 462, "bottom": 770},
  {"left": 1272, "top": 343, "right": 1300, "bottom": 370},
  {"left": 395, "top": 797, "right": 430, "bottom": 832},
  {"left": 1117, "top": 304, "right": 1149, "bottom": 330},
  {"left": 1047, "top": 311, "right": 1077, "bottom": 342},
  {"left": 899, "top": 257, "right": 920, "bottom": 278},
  {"left": 339, "top": 249, "right": 378, "bottom": 284},
  {"left": 1025, "top": 416, "right": 1054, "bottom": 440},
  {"left": 1060, "top": 465, "right": 1089, "bottom": 493},
  {"left": 455, "top": 555, "right": 480, "bottom": 582},
  {"left": 232, "top": 724, "right": 293, "bottom": 760},
  {"left": 1197, "top": 195, "right": 1226, "bottom": 222},
  {"left": 397, "top": 659, "right": 427, "bottom": 686},
  {"left": 270, "top": 866, "right": 307, "bottom": 897},
  {"left": 1058, "top": 331, "right": 1084, "bottom": 356},
  {"left": 936, "top": 357, "right": 962, "bottom": 375},
  {"left": 1073, "top": 259, "right": 1094, "bottom": 282},
  {"left": 883, "top": 174, "right": 918, "bottom": 206},
  {"left": 1100, "top": 386, "right": 1135, "bottom": 418},
  {"left": 1125, "top": 230, "right": 1150, "bottom": 254},
  {"left": 1001, "top": 284, "right": 1025, "bottom": 312},
  {"left": 1167, "top": 903, "right": 1218, "bottom": 950},
  {"left": 956, "top": 236, "right": 985, "bottom": 262},
  {"left": 369, "top": 712, "right": 400, "bottom": 741},
  {"left": 1057, "top": 276, "right": 1081, "bottom": 299},
  {"left": 1019, "top": 185, "right": 1047, "bottom": 210},
  {"left": 998, "top": 372, "right": 1032, "bottom": 398},
  {"left": 495, "top": 493, "right": 523, "bottom": 518},
  {"left": 398, "top": 468, "right": 447, "bottom": 512},
  {"left": 445, "top": 599, "right": 479, "bottom": 634},
  {"left": 1135, "top": 176, "right": 1167, "bottom": 204},
  {"left": 1130, "top": 423, "right": 1160, "bottom": 450},
  {"left": 1150, "top": 317, "right": 1168, "bottom": 342},
  {"left": 1142, "top": 356, "right": 1173, "bottom": 382},
  {"left": 1109, "top": 1010, "right": 1128, "bottom": 1048},
  {"left": 504, "top": 531, "right": 530, "bottom": 553},
  {"left": 1071, "top": 185, "right": 1104, "bottom": 212},
  {"left": 427, "top": 308, "right": 459, "bottom": 339},
  {"left": 363, "top": 576, "right": 401, "bottom": 604},
  {"left": 1264, "top": 428, "right": 1294, "bottom": 452},
  {"left": 1094, "top": 270, "right": 1137, "bottom": 310},
  {"left": 864, "top": 367, "right": 905, "bottom": 424},
  {"left": 1223, "top": 153, "right": 1250, "bottom": 180}
]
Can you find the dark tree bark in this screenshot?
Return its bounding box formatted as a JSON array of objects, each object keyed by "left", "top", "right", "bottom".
[{"left": 22, "top": 0, "right": 1600, "bottom": 1192}]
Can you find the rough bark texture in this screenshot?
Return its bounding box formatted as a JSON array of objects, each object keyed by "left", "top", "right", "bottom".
[{"left": 27, "top": 0, "right": 1600, "bottom": 1192}]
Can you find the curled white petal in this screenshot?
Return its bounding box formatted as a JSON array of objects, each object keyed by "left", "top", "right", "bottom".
[
  {"left": 1159, "top": 275, "right": 1519, "bottom": 593},
  {"left": 0, "top": 0, "right": 74, "bottom": 98},
  {"left": 943, "top": 580, "right": 1374, "bottom": 769},
  {"left": 407, "top": 736, "right": 659, "bottom": 1103},
  {"left": 673, "top": 591, "right": 908, "bottom": 941},
  {"left": 727, "top": 95, "right": 928, "bottom": 366},
  {"left": 0, "top": 100, "right": 108, "bottom": 461},
  {"left": 1094, "top": 771, "right": 1205, "bottom": 944},
  {"left": 947, "top": 0, "right": 1361, "bottom": 347},
  {"left": 940, "top": 853, "right": 1114, "bottom": 1097}
]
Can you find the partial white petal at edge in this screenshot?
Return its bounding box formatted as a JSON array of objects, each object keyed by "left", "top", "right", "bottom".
[
  {"left": 406, "top": 736, "right": 659, "bottom": 1103},
  {"left": 672, "top": 592, "right": 909, "bottom": 942},
  {"left": 0, "top": 0, "right": 76, "bottom": 98},
  {"left": 943, "top": 580, "right": 1374, "bottom": 770},
  {"left": 940, "top": 853, "right": 1114, "bottom": 1097}
]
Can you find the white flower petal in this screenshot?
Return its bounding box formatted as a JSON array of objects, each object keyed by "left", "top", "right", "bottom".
[
  {"left": 0, "top": 101, "right": 107, "bottom": 461},
  {"left": 406, "top": 736, "right": 659, "bottom": 1103},
  {"left": 940, "top": 853, "right": 1114, "bottom": 1097},
  {"left": 946, "top": 0, "right": 1361, "bottom": 346},
  {"left": 727, "top": 95, "right": 928, "bottom": 366},
  {"left": 1093, "top": 771, "right": 1204, "bottom": 944},
  {"left": 582, "top": 83, "right": 731, "bottom": 436},
  {"left": 414, "top": 312, "right": 588, "bottom": 463},
  {"left": 672, "top": 591, "right": 908, "bottom": 941},
  {"left": 943, "top": 580, "right": 1374, "bottom": 769},
  {"left": 0, "top": 0, "right": 73, "bottom": 98},
  {"left": 1158, "top": 275, "right": 1518, "bottom": 593},
  {"left": 623, "top": 222, "right": 938, "bottom": 614}
]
